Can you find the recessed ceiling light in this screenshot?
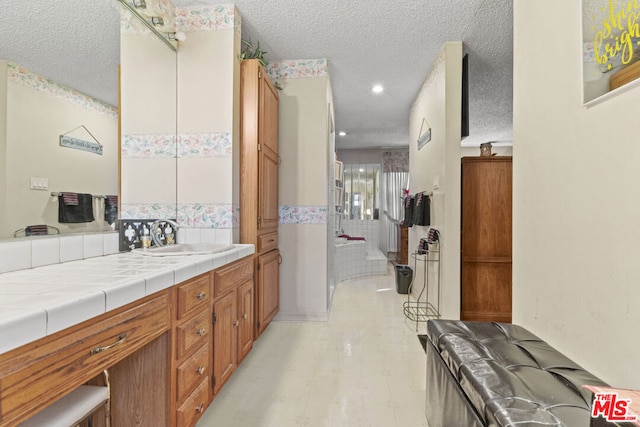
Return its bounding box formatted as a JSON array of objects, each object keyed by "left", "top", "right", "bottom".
[
  {"left": 338, "top": 131, "right": 347, "bottom": 136},
  {"left": 372, "top": 85, "right": 384, "bottom": 94}
]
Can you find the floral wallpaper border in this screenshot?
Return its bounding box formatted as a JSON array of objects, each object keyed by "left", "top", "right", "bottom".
[
  {"left": 265, "top": 59, "right": 329, "bottom": 80},
  {"left": 123, "top": 205, "right": 327, "bottom": 227},
  {"left": 121, "top": 203, "right": 178, "bottom": 220},
  {"left": 178, "top": 133, "right": 232, "bottom": 157},
  {"left": 175, "top": 4, "right": 237, "bottom": 32},
  {"left": 178, "top": 203, "right": 234, "bottom": 229},
  {"left": 122, "top": 133, "right": 176, "bottom": 158},
  {"left": 122, "top": 133, "right": 232, "bottom": 158},
  {"left": 6, "top": 62, "right": 117, "bottom": 120},
  {"left": 120, "top": 3, "right": 239, "bottom": 36},
  {"left": 279, "top": 206, "right": 328, "bottom": 224}
]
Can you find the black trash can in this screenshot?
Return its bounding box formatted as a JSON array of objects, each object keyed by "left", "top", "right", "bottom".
[{"left": 395, "top": 265, "right": 413, "bottom": 294}]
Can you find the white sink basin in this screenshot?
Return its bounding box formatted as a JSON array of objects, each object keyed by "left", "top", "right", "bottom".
[
  {"left": 133, "top": 243, "right": 235, "bottom": 256},
  {"left": 335, "top": 237, "right": 348, "bottom": 244}
]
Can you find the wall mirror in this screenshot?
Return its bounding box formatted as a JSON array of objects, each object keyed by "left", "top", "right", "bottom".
[{"left": 0, "top": 0, "right": 177, "bottom": 240}]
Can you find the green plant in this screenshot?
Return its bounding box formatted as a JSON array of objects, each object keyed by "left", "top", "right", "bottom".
[{"left": 238, "top": 39, "right": 268, "bottom": 67}]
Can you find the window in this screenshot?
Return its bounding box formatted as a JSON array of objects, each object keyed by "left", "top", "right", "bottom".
[{"left": 343, "top": 164, "right": 380, "bottom": 220}]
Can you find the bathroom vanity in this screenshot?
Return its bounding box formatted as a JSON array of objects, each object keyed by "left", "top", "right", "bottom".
[{"left": 0, "top": 244, "right": 255, "bottom": 427}]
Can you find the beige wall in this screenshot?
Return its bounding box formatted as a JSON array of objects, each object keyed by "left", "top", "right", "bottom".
[
  {"left": 513, "top": 0, "right": 640, "bottom": 387},
  {"left": 409, "top": 42, "right": 462, "bottom": 319},
  {"left": 0, "top": 64, "right": 7, "bottom": 231},
  {"left": 277, "top": 74, "right": 331, "bottom": 320},
  {"left": 279, "top": 77, "right": 330, "bottom": 207},
  {"left": 1, "top": 62, "right": 118, "bottom": 239},
  {"left": 120, "top": 32, "right": 177, "bottom": 214}
]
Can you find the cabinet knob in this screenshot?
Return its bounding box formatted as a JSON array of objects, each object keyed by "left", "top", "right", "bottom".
[
  {"left": 196, "top": 291, "right": 206, "bottom": 300},
  {"left": 195, "top": 404, "right": 204, "bottom": 413},
  {"left": 242, "top": 313, "right": 248, "bottom": 320},
  {"left": 197, "top": 365, "right": 205, "bottom": 375},
  {"left": 232, "top": 320, "right": 239, "bottom": 327},
  {"left": 196, "top": 328, "right": 206, "bottom": 336}
]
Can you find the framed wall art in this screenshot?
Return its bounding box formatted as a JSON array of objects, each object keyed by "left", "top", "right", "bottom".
[{"left": 582, "top": 0, "right": 640, "bottom": 104}]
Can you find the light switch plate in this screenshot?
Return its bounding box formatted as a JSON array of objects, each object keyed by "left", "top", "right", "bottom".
[{"left": 30, "top": 177, "right": 49, "bottom": 190}]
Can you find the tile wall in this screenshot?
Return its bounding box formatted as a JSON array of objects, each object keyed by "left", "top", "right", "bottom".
[{"left": 0, "top": 232, "right": 120, "bottom": 274}]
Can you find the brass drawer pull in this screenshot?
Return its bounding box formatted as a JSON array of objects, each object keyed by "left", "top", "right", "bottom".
[
  {"left": 242, "top": 313, "right": 248, "bottom": 320},
  {"left": 197, "top": 365, "right": 205, "bottom": 375},
  {"left": 196, "top": 328, "right": 206, "bottom": 336},
  {"left": 232, "top": 320, "right": 239, "bottom": 327},
  {"left": 195, "top": 292, "right": 206, "bottom": 300},
  {"left": 268, "top": 239, "right": 274, "bottom": 243},
  {"left": 195, "top": 404, "right": 204, "bottom": 413},
  {"left": 90, "top": 333, "right": 127, "bottom": 355}
]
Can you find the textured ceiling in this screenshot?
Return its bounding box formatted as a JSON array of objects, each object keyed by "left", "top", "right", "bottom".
[{"left": 0, "top": 0, "right": 513, "bottom": 150}]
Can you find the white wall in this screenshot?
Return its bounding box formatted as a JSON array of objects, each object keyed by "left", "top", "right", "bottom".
[
  {"left": 276, "top": 72, "right": 331, "bottom": 321},
  {"left": 513, "top": 0, "right": 640, "bottom": 387},
  {"left": 409, "top": 42, "right": 462, "bottom": 319}
]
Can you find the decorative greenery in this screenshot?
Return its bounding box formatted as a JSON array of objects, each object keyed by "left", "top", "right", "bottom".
[
  {"left": 238, "top": 39, "right": 268, "bottom": 67},
  {"left": 238, "top": 39, "right": 283, "bottom": 91}
]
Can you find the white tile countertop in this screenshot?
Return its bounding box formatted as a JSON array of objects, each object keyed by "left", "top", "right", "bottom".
[{"left": 0, "top": 244, "right": 254, "bottom": 355}]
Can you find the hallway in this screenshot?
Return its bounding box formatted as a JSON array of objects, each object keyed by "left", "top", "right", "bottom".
[{"left": 197, "top": 265, "right": 428, "bottom": 426}]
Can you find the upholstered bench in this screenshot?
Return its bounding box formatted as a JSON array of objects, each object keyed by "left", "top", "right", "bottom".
[{"left": 425, "top": 320, "right": 608, "bottom": 426}]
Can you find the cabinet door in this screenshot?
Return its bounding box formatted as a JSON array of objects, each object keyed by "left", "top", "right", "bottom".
[
  {"left": 259, "top": 141, "right": 279, "bottom": 231},
  {"left": 460, "top": 157, "right": 512, "bottom": 323},
  {"left": 237, "top": 279, "right": 254, "bottom": 364},
  {"left": 257, "top": 249, "right": 280, "bottom": 336},
  {"left": 260, "top": 73, "right": 279, "bottom": 155},
  {"left": 212, "top": 291, "right": 237, "bottom": 395},
  {"left": 258, "top": 73, "right": 279, "bottom": 231}
]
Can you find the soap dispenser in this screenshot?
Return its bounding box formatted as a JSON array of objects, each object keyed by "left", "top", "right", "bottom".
[{"left": 141, "top": 225, "right": 151, "bottom": 248}]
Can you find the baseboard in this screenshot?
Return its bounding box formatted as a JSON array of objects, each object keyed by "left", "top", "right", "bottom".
[{"left": 274, "top": 312, "right": 329, "bottom": 322}]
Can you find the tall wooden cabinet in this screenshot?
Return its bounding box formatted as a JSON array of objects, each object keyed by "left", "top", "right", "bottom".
[
  {"left": 460, "top": 156, "right": 512, "bottom": 323},
  {"left": 240, "top": 59, "right": 280, "bottom": 338}
]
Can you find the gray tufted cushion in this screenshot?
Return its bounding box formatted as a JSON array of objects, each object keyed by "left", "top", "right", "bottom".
[{"left": 427, "top": 320, "right": 608, "bottom": 426}]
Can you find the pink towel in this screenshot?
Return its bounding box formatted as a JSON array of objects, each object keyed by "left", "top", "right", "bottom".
[{"left": 61, "top": 192, "right": 79, "bottom": 206}]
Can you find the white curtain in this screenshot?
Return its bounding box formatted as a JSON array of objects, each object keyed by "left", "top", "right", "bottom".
[
  {"left": 384, "top": 171, "right": 409, "bottom": 252},
  {"left": 382, "top": 151, "right": 409, "bottom": 253}
]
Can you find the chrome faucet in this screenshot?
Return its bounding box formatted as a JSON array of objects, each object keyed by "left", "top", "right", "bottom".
[{"left": 150, "top": 219, "right": 179, "bottom": 247}]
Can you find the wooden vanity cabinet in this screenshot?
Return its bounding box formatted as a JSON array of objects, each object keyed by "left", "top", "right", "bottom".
[
  {"left": 170, "top": 273, "right": 211, "bottom": 427},
  {"left": 240, "top": 58, "right": 280, "bottom": 339},
  {"left": 0, "top": 255, "right": 255, "bottom": 427},
  {"left": 212, "top": 256, "right": 254, "bottom": 396},
  {"left": 0, "top": 292, "right": 170, "bottom": 427}
]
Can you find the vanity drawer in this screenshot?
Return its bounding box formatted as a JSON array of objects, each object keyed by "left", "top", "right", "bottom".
[
  {"left": 176, "top": 343, "right": 209, "bottom": 402},
  {"left": 177, "top": 274, "right": 210, "bottom": 320},
  {"left": 0, "top": 292, "right": 169, "bottom": 426},
  {"left": 176, "top": 309, "right": 210, "bottom": 360},
  {"left": 176, "top": 377, "right": 209, "bottom": 427},
  {"left": 213, "top": 256, "right": 253, "bottom": 298},
  {"left": 258, "top": 232, "right": 278, "bottom": 253}
]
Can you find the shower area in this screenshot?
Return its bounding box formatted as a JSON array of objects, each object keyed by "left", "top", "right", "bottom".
[{"left": 334, "top": 150, "right": 409, "bottom": 283}]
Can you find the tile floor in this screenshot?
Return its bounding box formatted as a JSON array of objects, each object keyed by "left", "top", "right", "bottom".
[{"left": 197, "top": 264, "right": 429, "bottom": 427}]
